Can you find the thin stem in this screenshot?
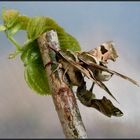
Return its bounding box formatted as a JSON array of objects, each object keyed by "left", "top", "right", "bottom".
[{"left": 5, "top": 30, "right": 22, "bottom": 51}]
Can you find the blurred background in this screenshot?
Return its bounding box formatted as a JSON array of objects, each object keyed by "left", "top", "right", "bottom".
[{"left": 0, "top": 2, "right": 140, "bottom": 138}]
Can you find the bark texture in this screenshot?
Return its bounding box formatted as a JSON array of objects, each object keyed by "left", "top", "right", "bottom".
[{"left": 37, "top": 30, "right": 87, "bottom": 138}]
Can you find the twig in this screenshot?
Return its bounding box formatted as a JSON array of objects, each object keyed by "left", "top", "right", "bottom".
[{"left": 37, "top": 30, "right": 87, "bottom": 138}]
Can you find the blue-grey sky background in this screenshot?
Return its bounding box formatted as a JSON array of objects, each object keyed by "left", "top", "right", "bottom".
[{"left": 0, "top": 2, "right": 140, "bottom": 138}]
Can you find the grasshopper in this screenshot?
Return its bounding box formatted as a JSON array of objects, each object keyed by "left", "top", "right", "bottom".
[{"left": 47, "top": 41, "right": 139, "bottom": 117}]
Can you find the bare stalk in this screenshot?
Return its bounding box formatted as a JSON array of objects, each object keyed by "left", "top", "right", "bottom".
[{"left": 37, "top": 30, "right": 87, "bottom": 138}]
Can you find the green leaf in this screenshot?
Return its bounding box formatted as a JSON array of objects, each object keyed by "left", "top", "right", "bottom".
[
  {"left": 8, "top": 23, "right": 21, "bottom": 35},
  {"left": 21, "top": 40, "right": 51, "bottom": 95},
  {"left": 24, "top": 62, "right": 51, "bottom": 95},
  {"left": 1, "top": 9, "right": 82, "bottom": 96},
  {"left": 58, "top": 32, "right": 81, "bottom": 52},
  {"left": 16, "top": 15, "right": 30, "bottom": 30},
  {"left": 27, "top": 17, "right": 48, "bottom": 40},
  {"left": 8, "top": 50, "right": 21, "bottom": 59},
  {"left": 26, "top": 16, "right": 64, "bottom": 40},
  {"left": 2, "top": 9, "right": 19, "bottom": 29},
  {"left": 1, "top": 9, "right": 30, "bottom": 35},
  {"left": 21, "top": 40, "right": 40, "bottom": 65},
  {"left": 0, "top": 25, "right": 6, "bottom": 31}
]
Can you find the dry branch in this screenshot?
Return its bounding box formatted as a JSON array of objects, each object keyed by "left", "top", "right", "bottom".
[{"left": 37, "top": 30, "right": 87, "bottom": 138}]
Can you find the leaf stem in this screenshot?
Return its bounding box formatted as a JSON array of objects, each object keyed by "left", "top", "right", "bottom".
[{"left": 5, "top": 30, "right": 22, "bottom": 51}]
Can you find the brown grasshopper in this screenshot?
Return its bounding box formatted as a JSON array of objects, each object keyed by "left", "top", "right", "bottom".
[{"left": 47, "top": 41, "right": 139, "bottom": 117}]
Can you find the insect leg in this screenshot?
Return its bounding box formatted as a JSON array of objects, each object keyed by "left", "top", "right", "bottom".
[
  {"left": 62, "top": 66, "right": 69, "bottom": 82},
  {"left": 89, "top": 82, "right": 95, "bottom": 92},
  {"left": 46, "top": 61, "right": 63, "bottom": 81},
  {"left": 52, "top": 63, "right": 62, "bottom": 73}
]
